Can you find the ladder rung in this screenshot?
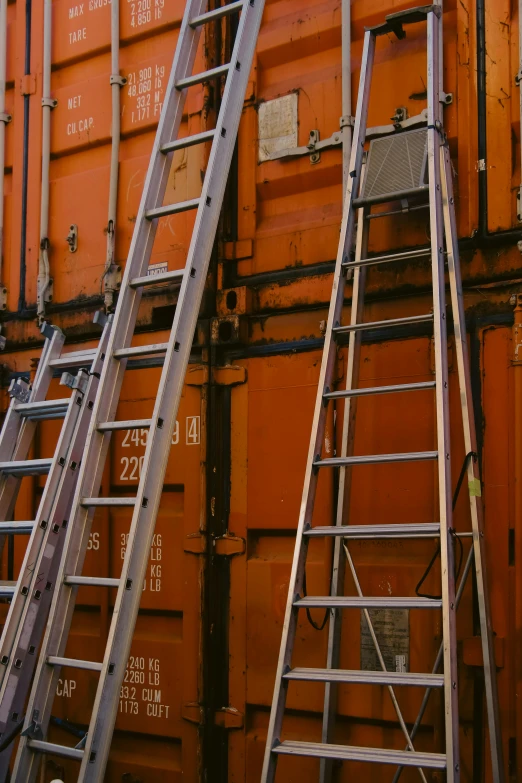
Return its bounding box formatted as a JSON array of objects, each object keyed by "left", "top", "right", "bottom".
[
  {"left": 0, "top": 458, "right": 53, "bottom": 476},
  {"left": 176, "top": 63, "right": 230, "bottom": 90},
  {"left": 304, "top": 523, "right": 441, "bottom": 539},
  {"left": 315, "top": 451, "right": 438, "bottom": 468},
  {"left": 64, "top": 576, "right": 120, "bottom": 588},
  {"left": 146, "top": 198, "right": 200, "bottom": 221},
  {"left": 113, "top": 343, "right": 168, "bottom": 360},
  {"left": 333, "top": 313, "right": 433, "bottom": 336},
  {"left": 283, "top": 668, "right": 445, "bottom": 688},
  {"left": 49, "top": 349, "right": 96, "bottom": 370},
  {"left": 130, "top": 269, "right": 185, "bottom": 289},
  {"left": 190, "top": 0, "right": 244, "bottom": 27},
  {"left": 272, "top": 741, "right": 447, "bottom": 770},
  {"left": 0, "top": 521, "right": 34, "bottom": 534},
  {"left": 98, "top": 419, "right": 152, "bottom": 432},
  {"left": 353, "top": 184, "right": 430, "bottom": 208},
  {"left": 323, "top": 381, "right": 436, "bottom": 400},
  {"left": 81, "top": 497, "right": 136, "bottom": 507},
  {"left": 27, "top": 739, "right": 84, "bottom": 761},
  {"left": 161, "top": 129, "right": 215, "bottom": 154},
  {"left": 294, "top": 596, "right": 442, "bottom": 610},
  {"left": 48, "top": 655, "right": 103, "bottom": 672},
  {"left": 0, "top": 582, "right": 16, "bottom": 598},
  {"left": 343, "top": 247, "right": 432, "bottom": 269},
  {"left": 14, "top": 398, "right": 71, "bottom": 419}
]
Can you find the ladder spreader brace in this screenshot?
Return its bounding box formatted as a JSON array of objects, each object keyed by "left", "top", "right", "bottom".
[
  {"left": 9, "top": 1, "right": 265, "bottom": 781},
  {"left": 262, "top": 6, "right": 505, "bottom": 783}
]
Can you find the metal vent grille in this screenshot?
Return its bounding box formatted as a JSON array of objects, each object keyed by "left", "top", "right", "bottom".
[{"left": 361, "top": 129, "right": 428, "bottom": 200}]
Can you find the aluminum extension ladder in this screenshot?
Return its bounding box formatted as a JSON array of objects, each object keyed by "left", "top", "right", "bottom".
[
  {"left": 262, "top": 6, "right": 505, "bottom": 783},
  {"left": 0, "top": 313, "right": 111, "bottom": 779},
  {"left": 9, "top": 1, "right": 265, "bottom": 780}
]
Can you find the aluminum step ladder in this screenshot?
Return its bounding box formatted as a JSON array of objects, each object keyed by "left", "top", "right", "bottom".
[
  {"left": 10, "top": 1, "right": 265, "bottom": 780},
  {"left": 262, "top": 6, "right": 505, "bottom": 783},
  {"left": 0, "top": 313, "right": 112, "bottom": 780}
]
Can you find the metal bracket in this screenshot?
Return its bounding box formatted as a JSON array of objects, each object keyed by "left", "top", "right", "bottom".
[
  {"left": 41, "top": 97, "right": 58, "bottom": 109},
  {"left": 182, "top": 702, "right": 205, "bottom": 725},
  {"left": 184, "top": 532, "right": 207, "bottom": 555},
  {"left": 0, "top": 284, "right": 7, "bottom": 311},
  {"left": 93, "top": 310, "right": 108, "bottom": 328},
  {"left": 66, "top": 224, "right": 78, "bottom": 253},
  {"left": 21, "top": 718, "right": 43, "bottom": 740},
  {"left": 309, "top": 129, "right": 321, "bottom": 164},
  {"left": 264, "top": 111, "right": 431, "bottom": 163},
  {"left": 214, "top": 534, "right": 245, "bottom": 557},
  {"left": 0, "top": 112, "right": 12, "bottom": 125},
  {"left": 213, "top": 707, "right": 244, "bottom": 729},
  {"left": 440, "top": 91, "right": 453, "bottom": 105},
  {"left": 110, "top": 74, "right": 127, "bottom": 87},
  {"left": 60, "top": 369, "right": 89, "bottom": 394},
  {"left": 517, "top": 190, "right": 522, "bottom": 223},
  {"left": 211, "top": 365, "right": 247, "bottom": 386},
  {"left": 40, "top": 321, "right": 58, "bottom": 340},
  {"left": 8, "top": 377, "right": 30, "bottom": 403}
]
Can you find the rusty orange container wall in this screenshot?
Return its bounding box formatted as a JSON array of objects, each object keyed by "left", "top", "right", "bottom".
[{"left": 0, "top": 0, "right": 521, "bottom": 781}]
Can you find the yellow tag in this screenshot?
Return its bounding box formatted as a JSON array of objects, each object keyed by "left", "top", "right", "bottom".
[{"left": 468, "top": 478, "right": 482, "bottom": 497}]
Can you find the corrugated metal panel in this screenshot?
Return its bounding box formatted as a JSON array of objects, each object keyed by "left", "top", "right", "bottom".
[{"left": 0, "top": 0, "right": 520, "bottom": 779}]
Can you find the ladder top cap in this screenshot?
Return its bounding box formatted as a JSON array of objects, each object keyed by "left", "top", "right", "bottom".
[{"left": 367, "top": 4, "right": 441, "bottom": 38}]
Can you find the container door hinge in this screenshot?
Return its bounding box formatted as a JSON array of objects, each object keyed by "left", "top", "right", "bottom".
[
  {"left": 213, "top": 707, "right": 244, "bottom": 729},
  {"left": 182, "top": 702, "right": 205, "bottom": 725},
  {"left": 211, "top": 365, "right": 247, "bottom": 386},
  {"left": 184, "top": 532, "right": 207, "bottom": 555},
  {"left": 214, "top": 534, "right": 245, "bottom": 557},
  {"left": 186, "top": 365, "right": 209, "bottom": 386},
  {"left": 0, "top": 112, "right": 11, "bottom": 125}
]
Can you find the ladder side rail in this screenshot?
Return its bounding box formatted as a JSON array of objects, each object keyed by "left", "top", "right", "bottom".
[
  {"left": 77, "top": 4, "right": 266, "bottom": 778},
  {"left": 0, "top": 328, "right": 66, "bottom": 561},
  {"left": 11, "top": 4, "right": 207, "bottom": 774},
  {"left": 0, "top": 318, "right": 113, "bottom": 778},
  {"left": 441, "top": 145, "right": 505, "bottom": 783},
  {"left": 320, "top": 186, "right": 369, "bottom": 783},
  {"left": 426, "top": 10, "right": 460, "bottom": 782},
  {"left": 0, "top": 382, "right": 82, "bottom": 692},
  {"left": 261, "top": 28, "right": 376, "bottom": 783}
]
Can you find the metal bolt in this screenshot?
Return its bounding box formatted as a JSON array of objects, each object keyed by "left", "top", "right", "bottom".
[{"left": 452, "top": 681, "right": 456, "bottom": 689}]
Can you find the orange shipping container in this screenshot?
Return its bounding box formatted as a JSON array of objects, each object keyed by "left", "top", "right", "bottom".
[{"left": 0, "top": 0, "right": 521, "bottom": 780}]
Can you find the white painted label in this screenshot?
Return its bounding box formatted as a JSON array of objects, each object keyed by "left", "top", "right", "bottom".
[
  {"left": 258, "top": 93, "right": 298, "bottom": 162},
  {"left": 120, "top": 655, "right": 171, "bottom": 718},
  {"left": 126, "top": 64, "right": 165, "bottom": 124},
  {"left": 186, "top": 416, "right": 200, "bottom": 445},
  {"left": 148, "top": 261, "right": 168, "bottom": 276}
]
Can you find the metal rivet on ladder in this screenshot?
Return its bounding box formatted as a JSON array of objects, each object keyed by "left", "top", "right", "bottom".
[
  {"left": 71, "top": 461, "right": 77, "bottom": 471},
  {"left": 40, "top": 521, "right": 47, "bottom": 530},
  {"left": 221, "top": 128, "right": 227, "bottom": 137},
  {"left": 157, "top": 418, "right": 164, "bottom": 428},
  {"left": 235, "top": 61, "right": 241, "bottom": 71},
  {"left": 142, "top": 497, "right": 149, "bottom": 508},
  {"left": 29, "top": 646, "right": 35, "bottom": 655},
  {"left": 125, "top": 579, "right": 133, "bottom": 590},
  {"left": 174, "top": 342, "right": 180, "bottom": 352},
  {"left": 21, "top": 587, "right": 28, "bottom": 596},
  {"left": 34, "top": 590, "right": 41, "bottom": 600},
  {"left": 62, "top": 519, "right": 68, "bottom": 528},
  {"left": 190, "top": 268, "right": 196, "bottom": 277},
  {"left": 59, "top": 457, "right": 65, "bottom": 467},
  {"left": 108, "top": 663, "right": 115, "bottom": 674},
  {"left": 11, "top": 713, "right": 18, "bottom": 721},
  {"left": 45, "top": 582, "right": 52, "bottom": 591},
  {"left": 14, "top": 659, "right": 22, "bottom": 669},
  {"left": 1, "top": 656, "right": 8, "bottom": 665},
  {"left": 89, "top": 752, "right": 97, "bottom": 763},
  {"left": 52, "top": 524, "right": 59, "bottom": 534},
  {"left": 206, "top": 197, "right": 212, "bottom": 206}
]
